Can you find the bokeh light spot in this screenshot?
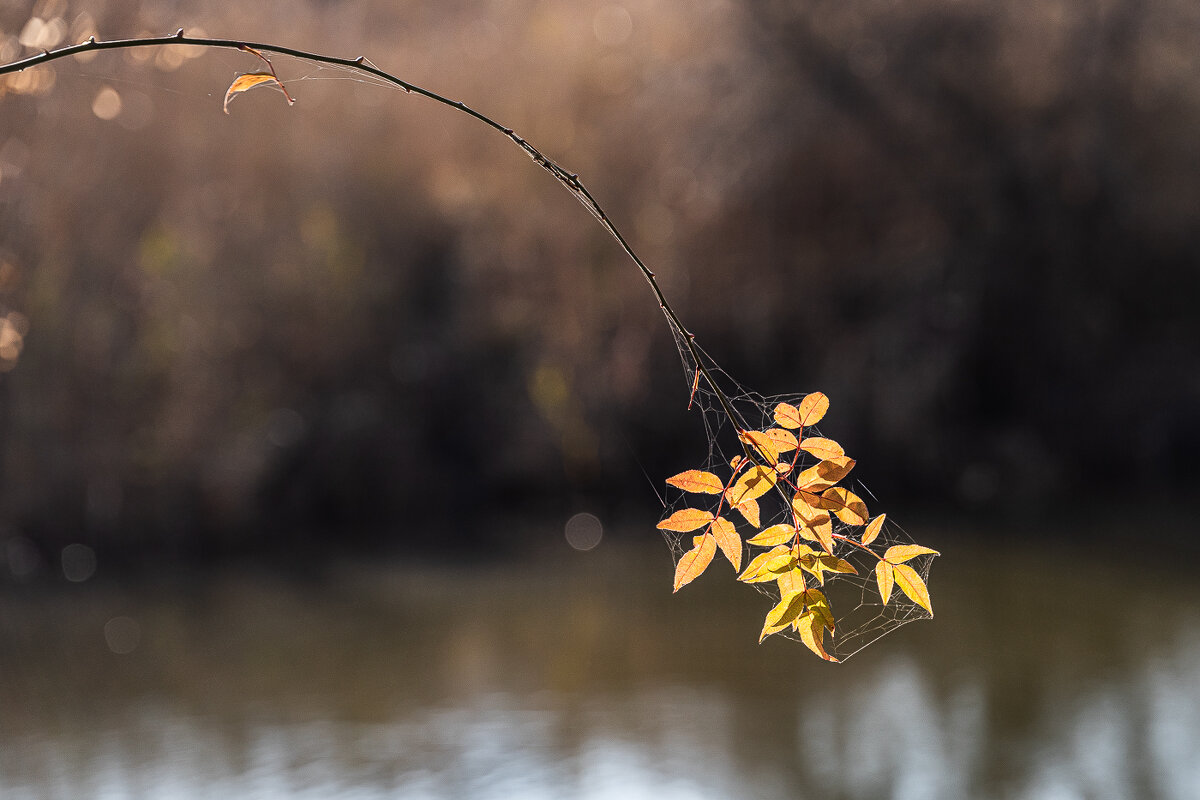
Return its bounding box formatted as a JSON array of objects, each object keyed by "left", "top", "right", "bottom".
[
  {"left": 593, "top": 5, "right": 633, "bottom": 47},
  {"left": 91, "top": 86, "right": 122, "bottom": 120},
  {"left": 61, "top": 543, "right": 96, "bottom": 582},
  {"left": 565, "top": 512, "right": 603, "bottom": 551},
  {"left": 104, "top": 616, "right": 141, "bottom": 655}
]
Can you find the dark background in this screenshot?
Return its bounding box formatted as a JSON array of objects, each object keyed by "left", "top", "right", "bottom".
[{"left": 1, "top": 0, "right": 1197, "bottom": 565}]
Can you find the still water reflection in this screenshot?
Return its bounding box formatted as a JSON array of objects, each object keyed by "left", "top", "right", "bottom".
[{"left": 1, "top": 537, "right": 1198, "bottom": 799}]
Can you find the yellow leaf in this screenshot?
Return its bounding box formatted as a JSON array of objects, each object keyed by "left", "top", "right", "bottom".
[
  {"left": 799, "top": 436, "right": 845, "bottom": 460},
  {"left": 747, "top": 524, "right": 796, "bottom": 547},
  {"left": 738, "top": 545, "right": 790, "bottom": 583},
  {"left": 884, "top": 544, "right": 940, "bottom": 564},
  {"left": 735, "top": 498, "right": 761, "bottom": 528},
  {"left": 759, "top": 591, "right": 807, "bottom": 642},
  {"left": 776, "top": 567, "right": 806, "bottom": 597},
  {"left": 710, "top": 516, "right": 742, "bottom": 572},
  {"left": 725, "top": 466, "right": 777, "bottom": 506},
  {"left": 797, "top": 392, "right": 830, "bottom": 427},
  {"left": 892, "top": 563, "right": 933, "bottom": 614},
  {"left": 817, "top": 555, "right": 857, "bottom": 576},
  {"left": 762, "top": 428, "right": 799, "bottom": 453},
  {"left": 818, "top": 487, "right": 869, "bottom": 525},
  {"left": 795, "top": 457, "right": 856, "bottom": 492},
  {"left": 795, "top": 610, "right": 838, "bottom": 661},
  {"left": 674, "top": 533, "right": 717, "bottom": 592},
  {"left": 223, "top": 72, "right": 294, "bottom": 114},
  {"left": 861, "top": 514, "right": 886, "bottom": 546},
  {"left": 665, "top": 469, "right": 724, "bottom": 494},
  {"left": 875, "top": 560, "right": 894, "bottom": 604},
  {"left": 765, "top": 553, "right": 797, "bottom": 573},
  {"left": 657, "top": 508, "right": 715, "bottom": 532},
  {"left": 773, "top": 402, "right": 802, "bottom": 430},
  {"left": 803, "top": 588, "right": 835, "bottom": 632}
]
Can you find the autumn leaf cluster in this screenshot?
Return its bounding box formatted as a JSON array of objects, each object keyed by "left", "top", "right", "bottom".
[{"left": 658, "top": 392, "right": 938, "bottom": 661}]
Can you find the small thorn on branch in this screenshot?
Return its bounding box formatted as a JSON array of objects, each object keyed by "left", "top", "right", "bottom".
[
  {"left": 175, "top": 28, "right": 185, "bottom": 39},
  {"left": 87, "top": 36, "right": 95, "bottom": 44},
  {"left": 355, "top": 56, "right": 364, "bottom": 64}
]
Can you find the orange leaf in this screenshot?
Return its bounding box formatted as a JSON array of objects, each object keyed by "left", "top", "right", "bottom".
[
  {"left": 710, "top": 516, "right": 742, "bottom": 572},
  {"left": 665, "top": 469, "right": 724, "bottom": 494},
  {"left": 795, "top": 610, "right": 838, "bottom": 661},
  {"left": 747, "top": 524, "right": 796, "bottom": 547},
  {"left": 884, "top": 544, "right": 940, "bottom": 564},
  {"left": 795, "top": 456, "right": 856, "bottom": 491},
  {"left": 725, "top": 466, "right": 777, "bottom": 507},
  {"left": 773, "top": 402, "right": 802, "bottom": 430},
  {"left": 818, "top": 487, "right": 869, "bottom": 525},
  {"left": 739, "top": 430, "right": 780, "bottom": 465},
  {"left": 892, "top": 563, "right": 933, "bottom": 614},
  {"left": 223, "top": 72, "right": 294, "bottom": 114},
  {"left": 673, "top": 533, "right": 716, "bottom": 592},
  {"left": 762, "top": 428, "right": 799, "bottom": 453},
  {"left": 875, "top": 560, "right": 895, "bottom": 604},
  {"left": 734, "top": 498, "right": 761, "bottom": 528},
  {"left": 861, "top": 514, "right": 886, "bottom": 546},
  {"left": 657, "top": 508, "right": 715, "bottom": 532},
  {"left": 796, "top": 392, "right": 830, "bottom": 427},
  {"left": 799, "top": 436, "right": 845, "bottom": 460}
]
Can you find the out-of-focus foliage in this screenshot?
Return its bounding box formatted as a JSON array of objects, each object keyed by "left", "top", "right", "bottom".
[{"left": 0, "top": 0, "right": 1197, "bottom": 557}]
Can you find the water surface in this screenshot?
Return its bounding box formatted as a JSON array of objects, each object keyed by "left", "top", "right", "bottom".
[{"left": 1, "top": 534, "right": 1197, "bottom": 799}]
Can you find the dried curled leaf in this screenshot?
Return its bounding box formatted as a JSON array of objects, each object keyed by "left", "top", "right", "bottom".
[
  {"left": 673, "top": 533, "right": 716, "bottom": 592},
  {"left": 884, "top": 544, "right": 940, "bottom": 563},
  {"left": 223, "top": 71, "right": 294, "bottom": 114},
  {"left": 892, "top": 563, "right": 933, "bottom": 614},
  {"left": 657, "top": 508, "right": 715, "bottom": 532},
  {"left": 665, "top": 469, "right": 724, "bottom": 494}
]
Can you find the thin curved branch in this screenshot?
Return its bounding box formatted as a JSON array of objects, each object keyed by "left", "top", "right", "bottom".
[{"left": 0, "top": 28, "right": 756, "bottom": 442}]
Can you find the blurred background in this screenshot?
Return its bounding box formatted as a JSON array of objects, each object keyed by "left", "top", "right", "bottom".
[{"left": 1, "top": 0, "right": 1198, "bottom": 797}]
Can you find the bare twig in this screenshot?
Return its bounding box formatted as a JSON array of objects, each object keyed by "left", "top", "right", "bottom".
[{"left": 0, "top": 29, "right": 758, "bottom": 453}]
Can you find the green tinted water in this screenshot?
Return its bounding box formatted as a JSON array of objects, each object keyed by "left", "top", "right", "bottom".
[{"left": 1, "top": 535, "right": 1197, "bottom": 799}]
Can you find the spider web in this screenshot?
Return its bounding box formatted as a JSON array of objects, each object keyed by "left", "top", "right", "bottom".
[
  {"left": 659, "top": 320, "right": 937, "bottom": 661},
  {"left": 194, "top": 44, "right": 935, "bottom": 661}
]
